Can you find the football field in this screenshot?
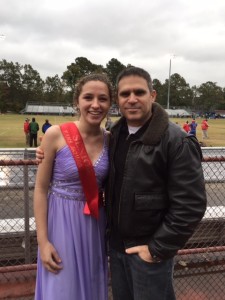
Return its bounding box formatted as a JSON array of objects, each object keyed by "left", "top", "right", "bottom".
[{"left": 0, "top": 114, "right": 225, "bottom": 147}]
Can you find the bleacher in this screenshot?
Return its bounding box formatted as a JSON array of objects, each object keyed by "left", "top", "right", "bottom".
[
  {"left": 22, "top": 102, "right": 76, "bottom": 115},
  {"left": 165, "top": 109, "right": 191, "bottom": 117}
]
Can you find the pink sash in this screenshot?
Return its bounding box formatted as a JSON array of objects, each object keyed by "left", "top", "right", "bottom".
[{"left": 60, "top": 122, "right": 99, "bottom": 219}]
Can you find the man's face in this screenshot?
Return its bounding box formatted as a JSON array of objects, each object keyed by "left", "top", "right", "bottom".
[{"left": 117, "top": 75, "right": 156, "bottom": 127}]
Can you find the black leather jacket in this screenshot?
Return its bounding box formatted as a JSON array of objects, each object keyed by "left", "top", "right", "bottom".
[{"left": 106, "top": 103, "right": 207, "bottom": 260}]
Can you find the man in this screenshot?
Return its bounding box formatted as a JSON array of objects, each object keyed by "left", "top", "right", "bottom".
[
  {"left": 42, "top": 119, "right": 52, "bottom": 134},
  {"left": 29, "top": 117, "right": 39, "bottom": 147},
  {"left": 106, "top": 67, "right": 206, "bottom": 300},
  {"left": 23, "top": 118, "right": 30, "bottom": 146},
  {"left": 36, "top": 67, "right": 207, "bottom": 300},
  {"left": 189, "top": 119, "right": 198, "bottom": 136},
  {"left": 182, "top": 120, "right": 190, "bottom": 133},
  {"left": 201, "top": 118, "right": 209, "bottom": 139}
]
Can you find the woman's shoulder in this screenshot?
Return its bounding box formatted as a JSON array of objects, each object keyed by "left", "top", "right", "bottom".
[
  {"left": 41, "top": 125, "right": 64, "bottom": 149},
  {"left": 44, "top": 124, "right": 61, "bottom": 137}
]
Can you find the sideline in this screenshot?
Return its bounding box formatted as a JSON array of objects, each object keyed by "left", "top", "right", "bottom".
[{"left": 0, "top": 129, "right": 10, "bottom": 136}]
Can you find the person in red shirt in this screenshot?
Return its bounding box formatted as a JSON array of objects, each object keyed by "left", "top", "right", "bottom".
[
  {"left": 201, "top": 119, "right": 209, "bottom": 139},
  {"left": 23, "top": 118, "right": 30, "bottom": 146},
  {"left": 183, "top": 120, "right": 190, "bottom": 133}
]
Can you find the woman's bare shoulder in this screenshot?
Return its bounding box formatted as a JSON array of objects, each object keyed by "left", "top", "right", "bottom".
[
  {"left": 45, "top": 124, "right": 61, "bottom": 136},
  {"left": 40, "top": 125, "right": 63, "bottom": 150}
]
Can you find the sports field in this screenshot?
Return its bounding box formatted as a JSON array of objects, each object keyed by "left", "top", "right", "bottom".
[{"left": 0, "top": 114, "right": 225, "bottom": 147}]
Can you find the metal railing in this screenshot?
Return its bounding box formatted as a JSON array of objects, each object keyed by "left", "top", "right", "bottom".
[{"left": 0, "top": 148, "right": 225, "bottom": 299}]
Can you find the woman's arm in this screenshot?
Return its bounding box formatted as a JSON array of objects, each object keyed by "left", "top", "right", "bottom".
[{"left": 34, "top": 125, "right": 63, "bottom": 273}]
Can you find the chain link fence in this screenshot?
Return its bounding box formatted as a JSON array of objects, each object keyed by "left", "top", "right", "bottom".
[
  {"left": 0, "top": 149, "right": 36, "bottom": 299},
  {"left": 174, "top": 147, "right": 225, "bottom": 299},
  {"left": 0, "top": 148, "right": 225, "bottom": 299}
]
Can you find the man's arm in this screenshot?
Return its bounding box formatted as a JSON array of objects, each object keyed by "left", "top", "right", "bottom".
[
  {"left": 36, "top": 147, "right": 44, "bottom": 163},
  {"left": 148, "top": 136, "right": 207, "bottom": 259}
]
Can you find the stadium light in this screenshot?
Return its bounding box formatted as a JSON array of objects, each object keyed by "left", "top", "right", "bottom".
[
  {"left": 167, "top": 55, "right": 176, "bottom": 110},
  {"left": 167, "top": 59, "right": 171, "bottom": 110}
]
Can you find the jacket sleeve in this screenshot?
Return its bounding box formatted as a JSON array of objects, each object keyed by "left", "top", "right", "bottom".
[{"left": 148, "top": 136, "right": 207, "bottom": 259}]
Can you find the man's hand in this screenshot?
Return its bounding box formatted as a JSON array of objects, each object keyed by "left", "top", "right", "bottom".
[
  {"left": 36, "top": 147, "right": 44, "bottom": 163},
  {"left": 125, "top": 245, "right": 153, "bottom": 263}
]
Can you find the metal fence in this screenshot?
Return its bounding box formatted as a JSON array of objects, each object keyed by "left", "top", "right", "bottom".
[{"left": 0, "top": 148, "right": 225, "bottom": 299}]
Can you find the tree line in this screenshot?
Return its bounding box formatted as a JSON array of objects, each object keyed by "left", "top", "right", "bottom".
[{"left": 0, "top": 57, "right": 224, "bottom": 113}]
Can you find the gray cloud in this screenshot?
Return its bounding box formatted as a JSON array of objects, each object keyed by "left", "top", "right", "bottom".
[{"left": 1, "top": 0, "right": 225, "bottom": 87}]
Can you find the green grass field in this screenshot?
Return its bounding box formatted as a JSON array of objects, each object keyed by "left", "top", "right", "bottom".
[{"left": 0, "top": 114, "right": 225, "bottom": 147}]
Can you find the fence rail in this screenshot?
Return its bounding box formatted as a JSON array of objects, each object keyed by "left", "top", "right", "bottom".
[{"left": 0, "top": 148, "right": 225, "bottom": 299}]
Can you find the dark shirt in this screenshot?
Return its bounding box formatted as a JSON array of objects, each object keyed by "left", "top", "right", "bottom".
[
  {"left": 42, "top": 122, "right": 52, "bottom": 134},
  {"left": 110, "top": 118, "right": 151, "bottom": 252},
  {"left": 29, "top": 121, "right": 39, "bottom": 134}
]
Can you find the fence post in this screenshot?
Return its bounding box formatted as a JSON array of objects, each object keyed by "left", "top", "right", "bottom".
[{"left": 23, "top": 149, "right": 31, "bottom": 263}]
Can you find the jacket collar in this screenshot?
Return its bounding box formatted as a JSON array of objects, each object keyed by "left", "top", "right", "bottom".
[{"left": 113, "top": 103, "right": 169, "bottom": 145}]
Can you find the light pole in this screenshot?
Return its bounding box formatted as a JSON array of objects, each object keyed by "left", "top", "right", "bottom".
[{"left": 167, "top": 58, "right": 172, "bottom": 110}]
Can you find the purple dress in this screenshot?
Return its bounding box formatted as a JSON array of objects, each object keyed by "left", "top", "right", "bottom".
[{"left": 35, "top": 130, "right": 109, "bottom": 300}]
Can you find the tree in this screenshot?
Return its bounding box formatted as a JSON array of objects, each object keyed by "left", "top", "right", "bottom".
[
  {"left": 22, "top": 64, "right": 44, "bottom": 105},
  {"left": 153, "top": 79, "right": 165, "bottom": 106},
  {"left": 222, "top": 88, "right": 225, "bottom": 110},
  {"left": 163, "top": 73, "right": 193, "bottom": 108},
  {"left": 0, "top": 59, "right": 23, "bottom": 112},
  {"left": 62, "top": 57, "right": 104, "bottom": 92},
  {"left": 105, "top": 58, "right": 126, "bottom": 87},
  {"left": 195, "top": 81, "right": 224, "bottom": 111},
  {"left": 1, "top": 57, "right": 225, "bottom": 113},
  {"left": 44, "top": 75, "right": 64, "bottom": 103},
  {"left": 0, "top": 81, "right": 10, "bottom": 112},
  {"left": 190, "top": 85, "right": 200, "bottom": 111}
]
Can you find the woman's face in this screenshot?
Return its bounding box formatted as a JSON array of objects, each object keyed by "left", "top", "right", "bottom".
[{"left": 77, "top": 80, "right": 111, "bottom": 126}]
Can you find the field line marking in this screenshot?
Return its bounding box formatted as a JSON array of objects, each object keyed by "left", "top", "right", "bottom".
[{"left": 0, "top": 129, "right": 10, "bottom": 136}]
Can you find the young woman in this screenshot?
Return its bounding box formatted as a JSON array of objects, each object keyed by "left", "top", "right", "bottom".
[{"left": 34, "top": 73, "right": 112, "bottom": 300}]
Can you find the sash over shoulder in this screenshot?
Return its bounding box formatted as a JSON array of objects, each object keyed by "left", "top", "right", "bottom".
[{"left": 60, "top": 122, "right": 99, "bottom": 219}]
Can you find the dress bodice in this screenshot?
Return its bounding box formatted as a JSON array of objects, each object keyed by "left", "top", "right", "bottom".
[{"left": 49, "top": 131, "right": 109, "bottom": 200}]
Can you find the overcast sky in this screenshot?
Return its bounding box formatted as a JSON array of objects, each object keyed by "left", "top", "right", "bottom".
[{"left": 1, "top": 0, "right": 225, "bottom": 87}]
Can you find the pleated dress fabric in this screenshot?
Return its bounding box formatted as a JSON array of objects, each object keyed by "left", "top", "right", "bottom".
[{"left": 35, "top": 131, "right": 109, "bottom": 300}]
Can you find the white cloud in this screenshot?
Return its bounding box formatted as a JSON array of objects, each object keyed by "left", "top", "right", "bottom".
[{"left": 1, "top": 0, "right": 225, "bottom": 87}]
